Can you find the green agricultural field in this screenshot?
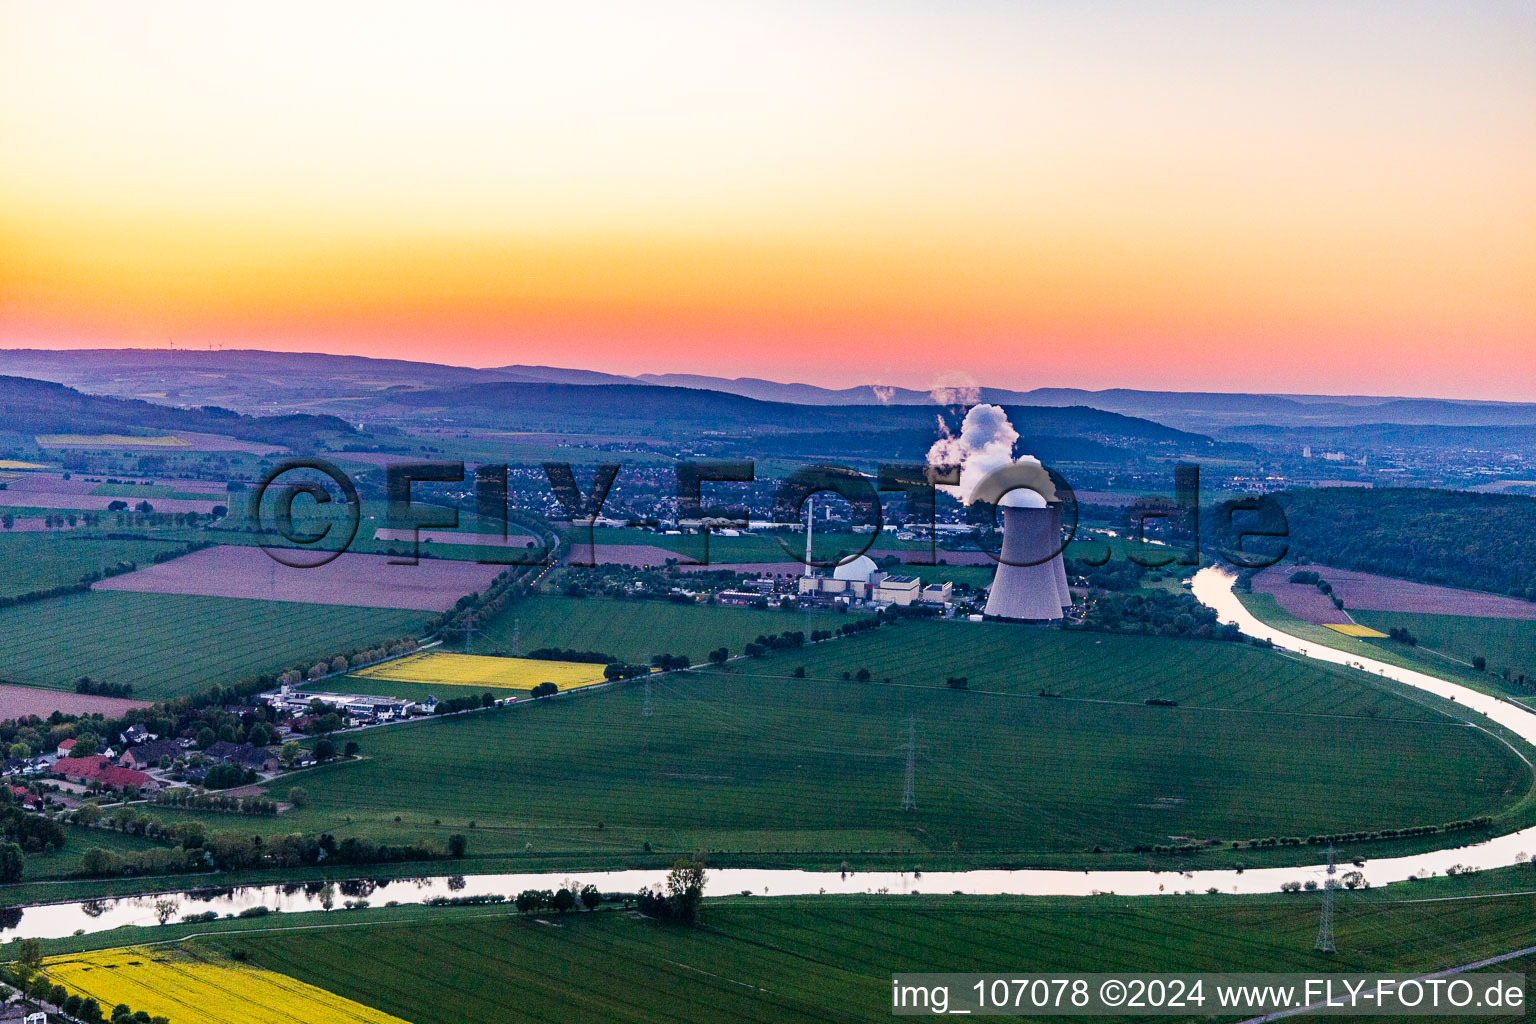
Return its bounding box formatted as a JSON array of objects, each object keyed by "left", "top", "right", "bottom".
[
  {"left": 1353, "top": 611, "right": 1536, "bottom": 686},
  {"left": 1236, "top": 592, "right": 1519, "bottom": 699},
  {"left": 89, "top": 482, "right": 227, "bottom": 500},
  {"left": 471, "top": 594, "right": 867, "bottom": 664},
  {"left": 179, "top": 882, "right": 1536, "bottom": 1024},
  {"left": 0, "top": 533, "right": 189, "bottom": 600},
  {"left": 757, "top": 618, "right": 1449, "bottom": 717},
  {"left": 0, "top": 590, "right": 424, "bottom": 697},
  {"left": 148, "top": 621, "right": 1528, "bottom": 871}
]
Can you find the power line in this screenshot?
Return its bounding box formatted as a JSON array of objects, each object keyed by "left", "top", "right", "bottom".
[{"left": 901, "top": 714, "right": 916, "bottom": 811}]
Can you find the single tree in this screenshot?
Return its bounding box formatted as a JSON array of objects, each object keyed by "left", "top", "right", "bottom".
[
  {"left": 0, "top": 842, "right": 26, "bottom": 884},
  {"left": 665, "top": 857, "right": 707, "bottom": 924},
  {"left": 10, "top": 936, "right": 43, "bottom": 991}
]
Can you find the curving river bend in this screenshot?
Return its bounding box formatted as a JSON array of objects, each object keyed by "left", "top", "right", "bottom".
[{"left": 12, "top": 567, "right": 1536, "bottom": 940}]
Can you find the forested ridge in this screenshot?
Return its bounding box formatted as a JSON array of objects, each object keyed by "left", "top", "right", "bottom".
[{"left": 1272, "top": 488, "right": 1536, "bottom": 600}]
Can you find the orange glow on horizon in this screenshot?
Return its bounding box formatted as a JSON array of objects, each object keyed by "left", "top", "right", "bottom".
[{"left": 2, "top": 1, "right": 1533, "bottom": 398}]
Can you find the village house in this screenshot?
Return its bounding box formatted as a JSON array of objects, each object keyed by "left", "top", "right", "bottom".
[
  {"left": 2, "top": 757, "right": 48, "bottom": 779},
  {"left": 119, "top": 738, "right": 186, "bottom": 771},
  {"left": 203, "top": 741, "right": 281, "bottom": 772},
  {"left": 118, "top": 723, "right": 154, "bottom": 746}
]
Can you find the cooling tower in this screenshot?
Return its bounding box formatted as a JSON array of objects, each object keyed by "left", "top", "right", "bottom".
[
  {"left": 1049, "top": 503, "right": 1072, "bottom": 610},
  {"left": 984, "top": 506, "right": 1066, "bottom": 621}
]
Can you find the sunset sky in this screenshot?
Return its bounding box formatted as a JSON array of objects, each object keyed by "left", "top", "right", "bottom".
[{"left": 1, "top": 1, "right": 1532, "bottom": 398}]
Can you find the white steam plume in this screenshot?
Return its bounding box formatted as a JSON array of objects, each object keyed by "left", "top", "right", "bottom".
[
  {"left": 927, "top": 404, "right": 1052, "bottom": 508},
  {"left": 929, "top": 371, "right": 981, "bottom": 407}
]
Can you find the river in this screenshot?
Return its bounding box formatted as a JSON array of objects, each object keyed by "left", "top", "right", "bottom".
[{"left": 11, "top": 567, "right": 1536, "bottom": 940}]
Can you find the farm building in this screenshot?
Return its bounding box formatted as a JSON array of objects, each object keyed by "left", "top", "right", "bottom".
[
  {"left": 203, "top": 741, "right": 280, "bottom": 772},
  {"left": 259, "top": 686, "right": 413, "bottom": 724},
  {"left": 120, "top": 738, "right": 187, "bottom": 770},
  {"left": 52, "top": 755, "right": 160, "bottom": 792}
]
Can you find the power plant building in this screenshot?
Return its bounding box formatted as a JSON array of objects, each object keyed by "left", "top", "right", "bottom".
[{"left": 796, "top": 554, "right": 927, "bottom": 606}]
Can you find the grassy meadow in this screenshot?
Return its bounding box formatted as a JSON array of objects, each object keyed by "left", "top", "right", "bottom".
[
  {"left": 0, "top": 590, "right": 423, "bottom": 697},
  {"left": 137, "top": 621, "right": 1529, "bottom": 870},
  {"left": 143, "top": 878, "right": 1536, "bottom": 1024},
  {"left": 0, "top": 533, "right": 189, "bottom": 600},
  {"left": 1237, "top": 591, "right": 1529, "bottom": 700},
  {"left": 1352, "top": 610, "right": 1536, "bottom": 686},
  {"left": 471, "top": 594, "right": 867, "bottom": 664}
]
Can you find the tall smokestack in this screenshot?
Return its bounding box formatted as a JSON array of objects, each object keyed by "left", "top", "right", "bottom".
[
  {"left": 985, "top": 506, "right": 1067, "bottom": 621},
  {"left": 803, "top": 496, "right": 814, "bottom": 577}
]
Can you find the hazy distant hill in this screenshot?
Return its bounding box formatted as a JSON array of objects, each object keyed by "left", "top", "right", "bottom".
[
  {"left": 641, "top": 374, "right": 1536, "bottom": 430},
  {"left": 0, "top": 375, "right": 353, "bottom": 447},
  {"left": 1225, "top": 422, "right": 1536, "bottom": 454},
  {"left": 3, "top": 348, "right": 1531, "bottom": 433},
  {"left": 375, "top": 381, "right": 1209, "bottom": 448},
  {"left": 1049, "top": 390, "right": 1536, "bottom": 430}
]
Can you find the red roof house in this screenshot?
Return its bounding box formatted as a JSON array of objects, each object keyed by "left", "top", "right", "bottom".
[{"left": 52, "top": 756, "right": 158, "bottom": 792}]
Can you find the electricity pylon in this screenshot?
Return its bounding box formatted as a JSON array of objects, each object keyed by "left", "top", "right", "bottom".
[{"left": 1315, "top": 844, "right": 1337, "bottom": 953}]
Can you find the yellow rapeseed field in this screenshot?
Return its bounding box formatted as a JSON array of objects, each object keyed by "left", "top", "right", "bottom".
[
  {"left": 353, "top": 651, "right": 608, "bottom": 690},
  {"left": 36, "top": 433, "right": 190, "bottom": 447},
  {"left": 43, "top": 946, "right": 411, "bottom": 1024},
  {"left": 0, "top": 460, "right": 49, "bottom": 470},
  {"left": 1324, "top": 623, "right": 1390, "bottom": 638}
]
